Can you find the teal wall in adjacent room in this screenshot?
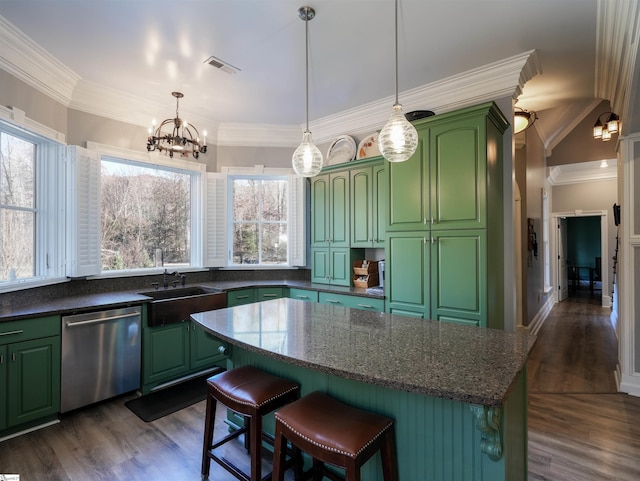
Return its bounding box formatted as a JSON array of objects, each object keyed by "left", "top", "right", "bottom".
[{"left": 567, "top": 216, "right": 601, "bottom": 269}]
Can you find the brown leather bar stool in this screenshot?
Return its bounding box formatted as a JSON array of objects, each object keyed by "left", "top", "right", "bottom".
[
  {"left": 201, "top": 365, "right": 301, "bottom": 481},
  {"left": 272, "top": 391, "right": 398, "bottom": 481}
]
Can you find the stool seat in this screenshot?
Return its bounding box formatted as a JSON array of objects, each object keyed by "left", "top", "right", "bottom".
[
  {"left": 273, "top": 392, "right": 398, "bottom": 481},
  {"left": 202, "top": 365, "right": 300, "bottom": 481},
  {"left": 209, "top": 365, "right": 300, "bottom": 412}
]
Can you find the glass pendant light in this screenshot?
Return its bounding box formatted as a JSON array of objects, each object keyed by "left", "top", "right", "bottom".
[
  {"left": 292, "top": 6, "right": 323, "bottom": 177},
  {"left": 378, "top": 0, "right": 418, "bottom": 163}
]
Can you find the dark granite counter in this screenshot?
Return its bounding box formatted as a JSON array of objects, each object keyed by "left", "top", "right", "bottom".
[
  {"left": 0, "top": 279, "right": 383, "bottom": 322},
  {"left": 191, "top": 298, "right": 535, "bottom": 407}
]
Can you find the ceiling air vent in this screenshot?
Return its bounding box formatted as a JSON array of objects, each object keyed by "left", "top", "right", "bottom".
[{"left": 204, "top": 55, "right": 240, "bottom": 75}]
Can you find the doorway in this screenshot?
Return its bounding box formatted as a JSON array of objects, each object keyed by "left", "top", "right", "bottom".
[{"left": 553, "top": 211, "right": 609, "bottom": 307}]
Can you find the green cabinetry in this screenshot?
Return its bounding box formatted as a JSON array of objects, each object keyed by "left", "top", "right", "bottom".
[
  {"left": 227, "top": 288, "right": 257, "bottom": 306},
  {"left": 288, "top": 288, "right": 319, "bottom": 302},
  {"left": 385, "top": 102, "right": 507, "bottom": 329},
  {"left": 386, "top": 231, "right": 430, "bottom": 317},
  {"left": 257, "top": 287, "right": 284, "bottom": 301},
  {"left": 0, "top": 315, "right": 60, "bottom": 434},
  {"left": 318, "top": 292, "right": 384, "bottom": 312},
  {"left": 350, "top": 160, "right": 386, "bottom": 247},
  {"left": 430, "top": 230, "right": 486, "bottom": 326},
  {"left": 142, "top": 302, "right": 228, "bottom": 394},
  {"left": 311, "top": 169, "right": 363, "bottom": 286}
]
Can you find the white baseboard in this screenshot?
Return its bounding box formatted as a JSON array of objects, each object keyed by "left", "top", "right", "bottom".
[
  {"left": 528, "top": 295, "right": 555, "bottom": 336},
  {"left": 619, "top": 373, "right": 640, "bottom": 397}
]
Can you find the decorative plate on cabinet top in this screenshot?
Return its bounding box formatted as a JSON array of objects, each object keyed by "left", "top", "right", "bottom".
[
  {"left": 326, "top": 135, "right": 357, "bottom": 165},
  {"left": 356, "top": 133, "right": 381, "bottom": 160}
]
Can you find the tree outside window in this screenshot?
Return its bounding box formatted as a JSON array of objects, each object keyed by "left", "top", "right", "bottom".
[
  {"left": 0, "top": 132, "right": 35, "bottom": 281},
  {"left": 101, "top": 160, "right": 191, "bottom": 271},
  {"left": 231, "top": 178, "right": 288, "bottom": 265}
]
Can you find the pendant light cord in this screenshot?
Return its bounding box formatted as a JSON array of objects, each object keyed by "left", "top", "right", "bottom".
[
  {"left": 394, "top": 0, "right": 399, "bottom": 106},
  {"left": 305, "top": 7, "right": 310, "bottom": 132}
]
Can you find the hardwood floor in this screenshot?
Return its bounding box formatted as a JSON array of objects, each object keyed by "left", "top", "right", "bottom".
[
  {"left": 527, "top": 294, "right": 640, "bottom": 481},
  {"left": 1, "top": 295, "right": 639, "bottom": 480}
]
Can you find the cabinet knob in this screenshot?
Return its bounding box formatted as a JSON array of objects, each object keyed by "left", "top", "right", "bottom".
[{"left": 218, "top": 345, "right": 228, "bottom": 355}]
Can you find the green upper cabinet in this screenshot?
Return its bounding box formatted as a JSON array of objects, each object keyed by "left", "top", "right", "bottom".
[
  {"left": 311, "top": 170, "right": 350, "bottom": 248},
  {"left": 430, "top": 115, "right": 487, "bottom": 230},
  {"left": 350, "top": 160, "right": 386, "bottom": 247},
  {"left": 386, "top": 135, "right": 429, "bottom": 232}
]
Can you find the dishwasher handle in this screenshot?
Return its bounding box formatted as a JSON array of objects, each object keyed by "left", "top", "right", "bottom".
[{"left": 65, "top": 312, "right": 139, "bottom": 328}]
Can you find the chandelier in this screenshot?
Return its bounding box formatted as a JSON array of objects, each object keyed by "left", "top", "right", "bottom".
[{"left": 147, "top": 92, "right": 207, "bottom": 159}]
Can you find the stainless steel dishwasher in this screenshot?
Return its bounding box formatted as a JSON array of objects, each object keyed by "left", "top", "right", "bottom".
[{"left": 61, "top": 306, "right": 141, "bottom": 413}]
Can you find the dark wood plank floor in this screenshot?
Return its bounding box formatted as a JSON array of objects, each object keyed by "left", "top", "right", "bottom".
[
  {"left": 527, "top": 295, "right": 640, "bottom": 481},
  {"left": 1, "top": 295, "right": 639, "bottom": 480}
]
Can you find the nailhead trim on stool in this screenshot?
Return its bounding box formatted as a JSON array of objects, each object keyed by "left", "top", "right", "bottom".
[
  {"left": 201, "top": 365, "right": 301, "bottom": 481},
  {"left": 272, "top": 391, "right": 398, "bottom": 481}
]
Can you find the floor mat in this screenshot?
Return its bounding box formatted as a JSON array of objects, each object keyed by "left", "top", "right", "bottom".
[{"left": 125, "top": 370, "right": 222, "bottom": 422}]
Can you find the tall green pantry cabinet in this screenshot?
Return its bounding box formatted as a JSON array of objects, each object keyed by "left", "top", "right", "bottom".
[
  {"left": 385, "top": 102, "right": 508, "bottom": 329},
  {"left": 310, "top": 168, "right": 364, "bottom": 285}
]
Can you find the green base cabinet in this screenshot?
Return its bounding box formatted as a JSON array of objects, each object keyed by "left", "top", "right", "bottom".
[
  {"left": 288, "top": 288, "right": 319, "bottom": 303},
  {"left": 318, "top": 292, "right": 384, "bottom": 312},
  {"left": 257, "top": 287, "right": 284, "bottom": 301},
  {"left": 142, "top": 320, "right": 228, "bottom": 394},
  {"left": 143, "top": 321, "right": 190, "bottom": 386},
  {"left": 227, "top": 288, "right": 257, "bottom": 307},
  {"left": 0, "top": 345, "right": 6, "bottom": 430},
  {"left": 0, "top": 315, "right": 61, "bottom": 434},
  {"left": 8, "top": 337, "right": 61, "bottom": 428}
]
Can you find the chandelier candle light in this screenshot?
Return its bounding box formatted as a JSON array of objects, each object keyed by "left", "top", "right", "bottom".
[
  {"left": 292, "top": 6, "right": 324, "bottom": 177},
  {"left": 378, "top": 0, "right": 418, "bottom": 163},
  {"left": 147, "top": 92, "right": 207, "bottom": 159}
]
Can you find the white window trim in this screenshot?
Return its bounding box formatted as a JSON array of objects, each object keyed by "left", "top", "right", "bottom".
[
  {"left": 222, "top": 165, "right": 306, "bottom": 269},
  {"left": 77, "top": 142, "right": 208, "bottom": 277},
  {"left": 0, "top": 109, "right": 67, "bottom": 292}
]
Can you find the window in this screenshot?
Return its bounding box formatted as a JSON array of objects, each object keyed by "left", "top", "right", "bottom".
[
  {"left": 0, "top": 117, "right": 64, "bottom": 287},
  {"left": 230, "top": 176, "right": 288, "bottom": 265},
  {"left": 100, "top": 158, "right": 195, "bottom": 271}
]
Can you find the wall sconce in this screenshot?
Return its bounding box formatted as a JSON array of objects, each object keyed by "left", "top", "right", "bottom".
[
  {"left": 593, "top": 112, "right": 620, "bottom": 142},
  {"left": 513, "top": 107, "right": 537, "bottom": 134}
]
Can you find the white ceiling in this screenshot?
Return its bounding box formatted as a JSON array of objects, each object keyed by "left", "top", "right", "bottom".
[{"left": 0, "top": 0, "right": 636, "bottom": 147}]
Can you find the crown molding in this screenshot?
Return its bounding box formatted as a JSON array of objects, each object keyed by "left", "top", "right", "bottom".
[
  {"left": 0, "top": 16, "right": 79, "bottom": 106},
  {"left": 548, "top": 159, "right": 617, "bottom": 185},
  {"left": 595, "top": 0, "right": 640, "bottom": 124},
  {"left": 308, "top": 50, "right": 540, "bottom": 145},
  {"left": 541, "top": 98, "right": 602, "bottom": 156},
  {"left": 0, "top": 11, "right": 537, "bottom": 148},
  {"left": 216, "top": 123, "right": 301, "bottom": 147}
]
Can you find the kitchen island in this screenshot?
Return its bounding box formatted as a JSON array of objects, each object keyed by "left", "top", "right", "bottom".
[{"left": 191, "top": 298, "right": 535, "bottom": 481}]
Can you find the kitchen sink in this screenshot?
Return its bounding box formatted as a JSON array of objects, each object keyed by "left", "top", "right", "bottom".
[{"left": 139, "top": 286, "right": 227, "bottom": 326}]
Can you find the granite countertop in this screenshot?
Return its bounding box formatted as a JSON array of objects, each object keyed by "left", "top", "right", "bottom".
[
  {"left": 191, "top": 298, "right": 535, "bottom": 407},
  {"left": 0, "top": 280, "right": 383, "bottom": 322}
]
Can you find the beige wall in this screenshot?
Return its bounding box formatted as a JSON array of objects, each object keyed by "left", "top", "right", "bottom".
[
  {"left": 547, "top": 100, "right": 617, "bottom": 166},
  {"left": 0, "top": 69, "right": 68, "bottom": 135},
  {"left": 522, "top": 127, "right": 551, "bottom": 325}
]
